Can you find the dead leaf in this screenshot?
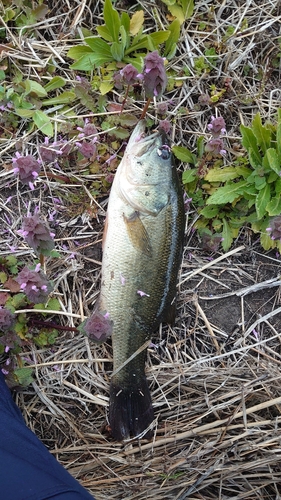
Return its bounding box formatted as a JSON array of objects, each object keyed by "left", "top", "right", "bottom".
[
  {"left": 130, "top": 10, "right": 144, "bottom": 36},
  {"left": 4, "top": 277, "right": 21, "bottom": 294}
]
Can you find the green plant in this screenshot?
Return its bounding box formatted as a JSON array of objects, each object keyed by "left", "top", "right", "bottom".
[
  {"left": 160, "top": 0, "right": 194, "bottom": 24},
  {"left": 0, "top": 76, "right": 74, "bottom": 136},
  {"left": 175, "top": 111, "right": 281, "bottom": 252},
  {"left": 67, "top": 0, "right": 180, "bottom": 76}
]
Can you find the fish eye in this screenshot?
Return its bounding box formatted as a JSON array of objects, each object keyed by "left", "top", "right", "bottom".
[{"left": 157, "top": 146, "right": 171, "bottom": 160}]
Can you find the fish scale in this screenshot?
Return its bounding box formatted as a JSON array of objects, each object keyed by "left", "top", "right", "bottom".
[{"left": 99, "top": 121, "right": 185, "bottom": 440}]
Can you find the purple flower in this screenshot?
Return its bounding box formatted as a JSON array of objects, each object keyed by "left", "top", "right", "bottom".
[
  {"left": 113, "top": 71, "right": 124, "bottom": 90},
  {"left": 158, "top": 120, "right": 171, "bottom": 135},
  {"left": 120, "top": 64, "right": 142, "bottom": 85},
  {"left": 79, "top": 311, "right": 113, "bottom": 343},
  {"left": 207, "top": 116, "right": 226, "bottom": 137},
  {"left": 205, "top": 138, "right": 226, "bottom": 156},
  {"left": 77, "top": 120, "right": 97, "bottom": 138},
  {"left": 266, "top": 216, "right": 281, "bottom": 241},
  {"left": 39, "top": 137, "right": 62, "bottom": 163},
  {"left": 0, "top": 307, "right": 15, "bottom": 331},
  {"left": 76, "top": 141, "right": 97, "bottom": 159},
  {"left": 201, "top": 230, "right": 223, "bottom": 252},
  {"left": 198, "top": 93, "right": 211, "bottom": 106},
  {"left": 12, "top": 153, "right": 41, "bottom": 189},
  {"left": 183, "top": 192, "right": 192, "bottom": 213},
  {"left": 143, "top": 51, "right": 167, "bottom": 98},
  {"left": 157, "top": 102, "right": 168, "bottom": 115},
  {"left": 18, "top": 214, "right": 55, "bottom": 255},
  {"left": 16, "top": 265, "right": 53, "bottom": 304}
]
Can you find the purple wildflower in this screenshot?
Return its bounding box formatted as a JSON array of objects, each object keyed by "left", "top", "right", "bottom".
[
  {"left": 77, "top": 120, "right": 97, "bottom": 138},
  {"left": 159, "top": 120, "right": 171, "bottom": 135},
  {"left": 207, "top": 116, "right": 226, "bottom": 137},
  {"left": 76, "top": 141, "right": 97, "bottom": 159},
  {"left": 198, "top": 93, "right": 211, "bottom": 106},
  {"left": 16, "top": 265, "right": 53, "bottom": 304},
  {"left": 143, "top": 51, "right": 167, "bottom": 98},
  {"left": 120, "top": 64, "right": 142, "bottom": 85},
  {"left": 266, "top": 216, "right": 281, "bottom": 241},
  {"left": 0, "top": 307, "right": 15, "bottom": 332},
  {"left": 157, "top": 102, "right": 168, "bottom": 115},
  {"left": 79, "top": 311, "right": 113, "bottom": 343},
  {"left": 205, "top": 138, "right": 226, "bottom": 156},
  {"left": 201, "top": 230, "right": 223, "bottom": 252},
  {"left": 12, "top": 153, "right": 41, "bottom": 189},
  {"left": 183, "top": 192, "right": 192, "bottom": 213},
  {"left": 39, "top": 137, "right": 62, "bottom": 163},
  {"left": 18, "top": 214, "right": 55, "bottom": 255}
]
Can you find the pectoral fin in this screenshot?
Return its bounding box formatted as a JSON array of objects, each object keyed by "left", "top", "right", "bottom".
[{"left": 123, "top": 211, "right": 152, "bottom": 256}]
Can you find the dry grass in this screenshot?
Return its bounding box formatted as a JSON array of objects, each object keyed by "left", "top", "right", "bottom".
[{"left": 1, "top": 0, "right": 281, "bottom": 498}]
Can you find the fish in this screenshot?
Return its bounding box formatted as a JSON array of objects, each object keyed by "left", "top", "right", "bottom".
[{"left": 99, "top": 120, "right": 185, "bottom": 440}]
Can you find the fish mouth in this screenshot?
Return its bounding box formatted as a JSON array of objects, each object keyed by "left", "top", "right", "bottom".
[{"left": 127, "top": 120, "right": 167, "bottom": 157}]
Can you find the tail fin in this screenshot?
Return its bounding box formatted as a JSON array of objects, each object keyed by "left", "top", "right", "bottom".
[{"left": 109, "top": 377, "right": 154, "bottom": 441}]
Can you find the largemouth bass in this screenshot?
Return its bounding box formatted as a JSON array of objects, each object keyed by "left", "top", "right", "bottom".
[{"left": 100, "top": 121, "right": 185, "bottom": 440}]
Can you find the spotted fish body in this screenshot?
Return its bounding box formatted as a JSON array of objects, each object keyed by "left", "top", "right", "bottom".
[{"left": 100, "top": 121, "right": 185, "bottom": 440}]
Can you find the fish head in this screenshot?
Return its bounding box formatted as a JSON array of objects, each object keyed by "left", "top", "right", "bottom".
[{"left": 117, "top": 121, "right": 174, "bottom": 215}]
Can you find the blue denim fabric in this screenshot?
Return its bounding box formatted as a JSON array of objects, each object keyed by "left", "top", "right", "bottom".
[{"left": 0, "top": 372, "right": 94, "bottom": 500}]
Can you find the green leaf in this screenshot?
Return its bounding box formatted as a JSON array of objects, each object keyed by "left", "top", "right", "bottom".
[
  {"left": 265, "top": 148, "right": 281, "bottom": 175},
  {"left": 120, "top": 25, "right": 128, "bottom": 50},
  {"left": 251, "top": 112, "right": 271, "bottom": 154},
  {"left": 161, "top": 0, "right": 176, "bottom": 5},
  {"left": 276, "top": 120, "right": 281, "bottom": 157},
  {"left": 118, "top": 113, "right": 138, "bottom": 126},
  {"left": 96, "top": 25, "right": 113, "bottom": 42},
  {"left": 24, "top": 80, "right": 47, "bottom": 97},
  {"left": 168, "top": 4, "right": 185, "bottom": 24},
  {"left": 70, "top": 51, "right": 112, "bottom": 71},
  {"left": 197, "top": 136, "right": 205, "bottom": 158},
  {"left": 42, "top": 91, "right": 76, "bottom": 106},
  {"left": 0, "top": 272, "right": 7, "bottom": 283},
  {"left": 182, "top": 169, "right": 197, "bottom": 183},
  {"left": 15, "top": 108, "right": 34, "bottom": 118},
  {"left": 67, "top": 45, "right": 93, "bottom": 60},
  {"left": 126, "top": 34, "right": 152, "bottom": 54},
  {"left": 110, "top": 41, "right": 124, "bottom": 62},
  {"left": 182, "top": 0, "right": 195, "bottom": 19},
  {"left": 99, "top": 81, "right": 114, "bottom": 95},
  {"left": 266, "top": 196, "right": 281, "bottom": 216},
  {"left": 150, "top": 30, "right": 171, "bottom": 46},
  {"left": 164, "top": 19, "right": 180, "bottom": 58},
  {"left": 254, "top": 175, "right": 266, "bottom": 190},
  {"left": 85, "top": 36, "right": 113, "bottom": 57},
  {"left": 120, "top": 12, "right": 130, "bottom": 35},
  {"left": 74, "top": 84, "right": 97, "bottom": 111},
  {"left": 103, "top": 0, "right": 120, "bottom": 43},
  {"left": 205, "top": 166, "right": 240, "bottom": 182},
  {"left": 255, "top": 183, "right": 271, "bottom": 219},
  {"left": 240, "top": 124, "right": 262, "bottom": 166},
  {"left": 200, "top": 205, "right": 219, "bottom": 218},
  {"left": 35, "top": 297, "right": 61, "bottom": 311},
  {"left": 206, "top": 181, "right": 248, "bottom": 205},
  {"left": 13, "top": 367, "right": 33, "bottom": 386},
  {"left": 44, "top": 76, "right": 66, "bottom": 92},
  {"left": 221, "top": 219, "right": 233, "bottom": 251},
  {"left": 172, "top": 145, "right": 196, "bottom": 164},
  {"left": 33, "top": 110, "right": 53, "bottom": 136},
  {"left": 122, "top": 56, "right": 143, "bottom": 73}
]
